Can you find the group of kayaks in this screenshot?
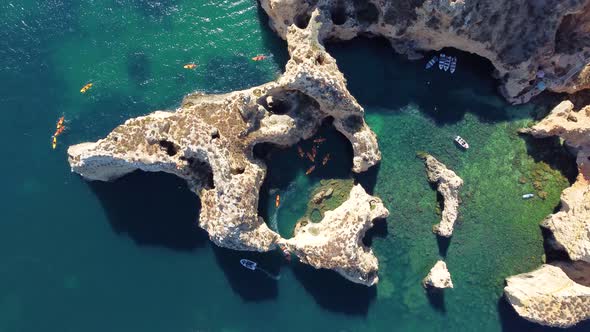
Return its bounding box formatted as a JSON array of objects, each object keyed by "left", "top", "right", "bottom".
[
  {"left": 425, "top": 54, "right": 457, "bottom": 73},
  {"left": 297, "top": 137, "right": 330, "bottom": 176},
  {"left": 182, "top": 55, "right": 268, "bottom": 71},
  {"left": 51, "top": 116, "right": 66, "bottom": 149}
]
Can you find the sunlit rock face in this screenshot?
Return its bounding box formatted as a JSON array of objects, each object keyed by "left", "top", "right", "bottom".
[
  {"left": 283, "top": 184, "right": 389, "bottom": 286},
  {"left": 423, "top": 260, "right": 453, "bottom": 289},
  {"left": 68, "top": 10, "right": 381, "bottom": 261},
  {"left": 261, "top": 0, "right": 590, "bottom": 103},
  {"left": 421, "top": 154, "right": 463, "bottom": 237},
  {"left": 504, "top": 264, "right": 590, "bottom": 328},
  {"left": 521, "top": 100, "right": 590, "bottom": 263}
]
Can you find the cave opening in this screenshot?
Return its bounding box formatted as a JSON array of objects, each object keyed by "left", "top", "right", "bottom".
[{"left": 158, "top": 140, "right": 180, "bottom": 156}]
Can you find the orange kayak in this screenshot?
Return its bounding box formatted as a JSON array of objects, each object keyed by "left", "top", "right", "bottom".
[
  {"left": 252, "top": 55, "right": 267, "bottom": 61},
  {"left": 183, "top": 63, "right": 197, "bottom": 69},
  {"left": 297, "top": 146, "right": 305, "bottom": 158},
  {"left": 54, "top": 125, "right": 66, "bottom": 137},
  {"left": 322, "top": 153, "right": 330, "bottom": 166},
  {"left": 80, "top": 83, "right": 93, "bottom": 93},
  {"left": 275, "top": 194, "right": 280, "bottom": 208},
  {"left": 305, "top": 165, "right": 315, "bottom": 175},
  {"left": 306, "top": 152, "right": 314, "bottom": 162},
  {"left": 311, "top": 146, "right": 317, "bottom": 159},
  {"left": 56, "top": 116, "right": 65, "bottom": 129},
  {"left": 313, "top": 137, "right": 326, "bottom": 143}
]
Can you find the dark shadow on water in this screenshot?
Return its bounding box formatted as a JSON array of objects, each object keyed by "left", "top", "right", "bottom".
[
  {"left": 292, "top": 263, "right": 376, "bottom": 315},
  {"left": 498, "top": 296, "right": 590, "bottom": 332},
  {"left": 127, "top": 50, "right": 152, "bottom": 87},
  {"left": 88, "top": 171, "right": 208, "bottom": 251},
  {"left": 255, "top": 3, "right": 289, "bottom": 71},
  {"left": 425, "top": 288, "right": 446, "bottom": 313},
  {"left": 522, "top": 135, "right": 579, "bottom": 185},
  {"left": 354, "top": 163, "right": 380, "bottom": 194},
  {"left": 212, "top": 245, "right": 280, "bottom": 302},
  {"left": 327, "top": 38, "right": 533, "bottom": 125},
  {"left": 436, "top": 236, "right": 451, "bottom": 258},
  {"left": 362, "top": 218, "right": 388, "bottom": 247}
]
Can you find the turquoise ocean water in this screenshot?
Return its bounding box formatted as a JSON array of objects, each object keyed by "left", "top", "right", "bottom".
[{"left": 1, "top": 1, "right": 588, "bottom": 331}]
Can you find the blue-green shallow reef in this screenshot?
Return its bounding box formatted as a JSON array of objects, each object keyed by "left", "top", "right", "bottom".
[{"left": 1, "top": 0, "right": 589, "bottom": 331}]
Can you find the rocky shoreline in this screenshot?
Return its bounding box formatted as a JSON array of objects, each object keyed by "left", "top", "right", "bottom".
[{"left": 67, "top": 1, "right": 590, "bottom": 328}]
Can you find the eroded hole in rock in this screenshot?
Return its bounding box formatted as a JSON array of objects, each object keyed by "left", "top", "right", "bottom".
[
  {"left": 186, "top": 157, "right": 215, "bottom": 189},
  {"left": 342, "top": 115, "right": 364, "bottom": 132},
  {"left": 554, "top": 2, "right": 590, "bottom": 54},
  {"left": 331, "top": 5, "right": 347, "bottom": 25},
  {"left": 361, "top": 218, "right": 388, "bottom": 247},
  {"left": 257, "top": 89, "right": 320, "bottom": 118},
  {"left": 315, "top": 54, "right": 325, "bottom": 65},
  {"left": 353, "top": 1, "right": 379, "bottom": 25},
  {"left": 158, "top": 140, "right": 180, "bottom": 156},
  {"left": 294, "top": 11, "right": 311, "bottom": 29}
]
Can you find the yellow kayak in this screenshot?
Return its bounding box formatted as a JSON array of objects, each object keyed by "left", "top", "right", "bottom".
[
  {"left": 80, "top": 83, "right": 93, "bottom": 93},
  {"left": 51, "top": 136, "right": 57, "bottom": 149}
]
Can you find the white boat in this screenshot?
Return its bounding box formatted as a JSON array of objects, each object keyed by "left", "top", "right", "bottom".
[
  {"left": 439, "top": 54, "right": 446, "bottom": 70},
  {"left": 449, "top": 57, "right": 457, "bottom": 74},
  {"left": 522, "top": 193, "right": 534, "bottom": 199},
  {"left": 425, "top": 56, "right": 438, "bottom": 69},
  {"left": 240, "top": 259, "right": 257, "bottom": 270},
  {"left": 442, "top": 56, "right": 451, "bottom": 71},
  {"left": 454, "top": 136, "right": 469, "bottom": 149}
]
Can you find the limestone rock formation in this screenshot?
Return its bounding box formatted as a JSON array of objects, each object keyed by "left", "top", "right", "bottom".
[
  {"left": 504, "top": 264, "right": 590, "bottom": 328},
  {"left": 260, "top": 0, "right": 590, "bottom": 103},
  {"left": 283, "top": 184, "right": 389, "bottom": 286},
  {"left": 68, "top": 10, "right": 381, "bottom": 253},
  {"left": 521, "top": 100, "right": 590, "bottom": 263},
  {"left": 312, "top": 187, "right": 333, "bottom": 203},
  {"left": 423, "top": 260, "right": 453, "bottom": 289},
  {"left": 422, "top": 154, "right": 463, "bottom": 237}
]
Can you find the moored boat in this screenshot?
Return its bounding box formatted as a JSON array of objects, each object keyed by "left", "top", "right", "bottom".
[
  {"left": 425, "top": 56, "right": 438, "bottom": 69},
  {"left": 240, "top": 259, "right": 257, "bottom": 270},
  {"left": 454, "top": 136, "right": 469, "bottom": 149},
  {"left": 442, "top": 56, "right": 451, "bottom": 71},
  {"left": 449, "top": 57, "right": 457, "bottom": 74},
  {"left": 439, "top": 54, "right": 446, "bottom": 70},
  {"left": 522, "top": 193, "right": 534, "bottom": 199}
]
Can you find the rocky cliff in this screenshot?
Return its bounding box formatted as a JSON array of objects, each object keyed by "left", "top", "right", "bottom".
[
  {"left": 505, "top": 100, "right": 590, "bottom": 327},
  {"left": 68, "top": 10, "right": 380, "bottom": 254},
  {"left": 283, "top": 184, "right": 389, "bottom": 286},
  {"left": 421, "top": 154, "right": 463, "bottom": 237},
  {"left": 260, "top": 0, "right": 590, "bottom": 103},
  {"left": 504, "top": 264, "right": 590, "bottom": 328},
  {"left": 521, "top": 100, "right": 590, "bottom": 263}
]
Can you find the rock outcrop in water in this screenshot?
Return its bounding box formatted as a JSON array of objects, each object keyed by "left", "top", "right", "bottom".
[
  {"left": 423, "top": 260, "right": 453, "bottom": 289},
  {"left": 260, "top": 0, "right": 590, "bottom": 103},
  {"left": 521, "top": 100, "right": 590, "bottom": 263},
  {"left": 504, "top": 264, "right": 590, "bottom": 328},
  {"left": 283, "top": 184, "right": 389, "bottom": 286},
  {"left": 421, "top": 154, "right": 463, "bottom": 237},
  {"left": 68, "top": 10, "right": 384, "bottom": 284}
]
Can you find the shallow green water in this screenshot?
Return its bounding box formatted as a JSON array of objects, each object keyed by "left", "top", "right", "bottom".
[{"left": 1, "top": 1, "right": 588, "bottom": 331}]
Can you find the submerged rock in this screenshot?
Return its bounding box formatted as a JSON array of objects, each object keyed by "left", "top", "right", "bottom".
[
  {"left": 283, "top": 184, "right": 389, "bottom": 286},
  {"left": 260, "top": 0, "right": 590, "bottom": 103},
  {"left": 67, "top": 10, "right": 381, "bottom": 253},
  {"left": 423, "top": 260, "right": 453, "bottom": 289},
  {"left": 521, "top": 100, "right": 590, "bottom": 263},
  {"left": 312, "top": 187, "right": 333, "bottom": 204},
  {"left": 422, "top": 154, "right": 463, "bottom": 237},
  {"left": 504, "top": 264, "right": 590, "bottom": 328}
]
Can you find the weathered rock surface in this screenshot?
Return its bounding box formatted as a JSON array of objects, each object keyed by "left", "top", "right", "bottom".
[
  {"left": 423, "top": 260, "right": 453, "bottom": 289},
  {"left": 312, "top": 187, "right": 333, "bottom": 203},
  {"left": 260, "top": 0, "right": 590, "bottom": 103},
  {"left": 283, "top": 184, "right": 389, "bottom": 286},
  {"left": 521, "top": 100, "right": 590, "bottom": 263},
  {"left": 68, "top": 10, "right": 380, "bottom": 253},
  {"left": 422, "top": 154, "right": 463, "bottom": 237},
  {"left": 504, "top": 264, "right": 590, "bottom": 328}
]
